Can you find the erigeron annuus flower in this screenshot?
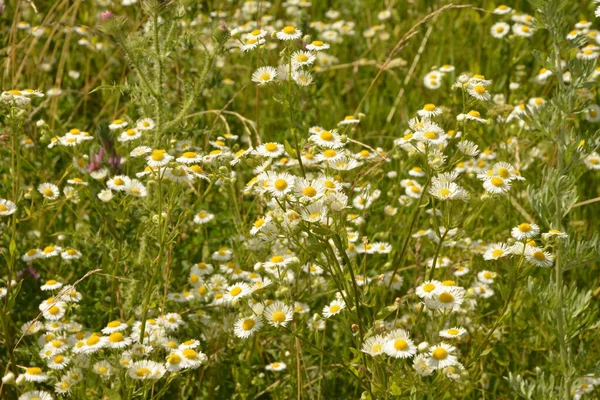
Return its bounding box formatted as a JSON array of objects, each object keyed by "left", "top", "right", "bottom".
[
  {"left": 18, "top": 391, "right": 54, "bottom": 400},
  {"left": 322, "top": 299, "right": 345, "bottom": 318},
  {"left": 276, "top": 25, "right": 302, "bottom": 40},
  {"left": 0, "top": 199, "right": 17, "bottom": 216},
  {"left": 38, "top": 182, "right": 60, "bottom": 200},
  {"left": 147, "top": 149, "right": 173, "bottom": 167},
  {"left": 128, "top": 360, "right": 166, "bottom": 380},
  {"left": 40, "top": 279, "right": 62, "bottom": 291},
  {"left": 107, "top": 175, "right": 130, "bottom": 191},
  {"left": 383, "top": 329, "right": 417, "bottom": 358},
  {"left": 511, "top": 222, "right": 540, "bottom": 240},
  {"left": 256, "top": 142, "right": 284, "bottom": 158},
  {"left": 483, "top": 176, "right": 511, "bottom": 194},
  {"left": 306, "top": 40, "right": 330, "bottom": 51},
  {"left": 462, "top": 109, "right": 486, "bottom": 123},
  {"left": 526, "top": 246, "right": 554, "bottom": 267},
  {"left": 265, "top": 361, "right": 287, "bottom": 371},
  {"left": 102, "top": 320, "right": 128, "bottom": 334},
  {"left": 477, "top": 270, "right": 497, "bottom": 284},
  {"left": 264, "top": 172, "right": 295, "bottom": 197},
  {"left": 177, "top": 151, "right": 203, "bottom": 164},
  {"left": 118, "top": 128, "right": 141, "bottom": 142},
  {"left": 234, "top": 315, "right": 263, "bottom": 338},
  {"left": 417, "top": 103, "right": 442, "bottom": 118},
  {"left": 292, "top": 51, "right": 316, "bottom": 68},
  {"left": 108, "top": 118, "right": 127, "bottom": 130},
  {"left": 439, "top": 327, "right": 467, "bottom": 339},
  {"left": 493, "top": 4, "right": 512, "bottom": 14},
  {"left": 416, "top": 280, "right": 442, "bottom": 299},
  {"left": 491, "top": 22, "right": 510, "bottom": 38},
  {"left": 300, "top": 201, "right": 327, "bottom": 223},
  {"left": 339, "top": 115, "right": 360, "bottom": 125},
  {"left": 457, "top": 140, "right": 480, "bottom": 156},
  {"left": 429, "top": 181, "right": 468, "bottom": 201},
  {"left": 22, "top": 366, "right": 48, "bottom": 382},
  {"left": 362, "top": 335, "right": 386, "bottom": 356},
  {"left": 483, "top": 243, "right": 511, "bottom": 260},
  {"left": 136, "top": 118, "right": 155, "bottom": 130},
  {"left": 47, "top": 354, "right": 70, "bottom": 370},
  {"left": 193, "top": 210, "right": 214, "bottom": 225},
  {"left": 513, "top": 23, "right": 534, "bottom": 37},
  {"left": 467, "top": 84, "right": 491, "bottom": 101},
  {"left": 252, "top": 66, "right": 277, "bottom": 85},
  {"left": 264, "top": 301, "right": 293, "bottom": 328},
  {"left": 293, "top": 71, "right": 314, "bottom": 86},
  {"left": 425, "top": 286, "right": 465, "bottom": 311},
  {"left": 125, "top": 179, "right": 147, "bottom": 197},
  {"left": 427, "top": 342, "right": 458, "bottom": 369},
  {"left": 225, "top": 282, "right": 253, "bottom": 303}
]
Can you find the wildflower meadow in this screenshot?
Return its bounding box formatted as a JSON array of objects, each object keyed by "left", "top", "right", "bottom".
[{"left": 1, "top": 0, "right": 600, "bottom": 399}]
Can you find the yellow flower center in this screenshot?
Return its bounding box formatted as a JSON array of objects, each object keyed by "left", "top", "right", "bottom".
[
  {"left": 439, "top": 188, "right": 451, "bottom": 197},
  {"left": 438, "top": 292, "right": 454, "bottom": 303},
  {"left": 474, "top": 85, "right": 486, "bottom": 95},
  {"left": 151, "top": 150, "right": 166, "bottom": 161},
  {"left": 272, "top": 311, "right": 286, "bottom": 323},
  {"left": 265, "top": 143, "right": 278, "bottom": 152},
  {"left": 492, "top": 249, "right": 504, "bottom": 258},
  {"left": 468, "top": 110, "right": 481, "bottom": 117},
  {"left": 532, "top": 251, "right": 546, "bottom": 261},
  {"left": 422, "top": 283, "right": 435, "bottom": 292},
  {"left": 46, "top": 280, "right": 57, "bottom": 285},
  {"left": 432, "top": 347, "right": 448, "bottom": 360},
  {"left": 297, "top": 54, "right": 309, "bottom": 62},
  {"left": 242, "top": 319, "right": 255, "bottom": 331},
  {"left": 518, "top": 223, "right": 531, "bottom": 232},
  {"left": 183, "top": 349, "right": 197, "bottom": 359},
  {"left": 48, "top": 305, "right": 60, "bottom": 315},
  {"left": 98, "top": 366, "right": 108, "bottom": 374},
  {"left": 86, "top": 335, "right": 100, "bottom": 345},
  {"left": 230, "top": 287, "right": 242, "bottom": 296},
  {"left": 274, "top": 179, "right": 288, "bottom": 191},
  {"left": 302, "top": 186, "right": 317, "bottom": 197},
  {"left": 312, "top": 40, "right": 323, "bottom": 46},
  {"left": 43, "top": 189, "right": 54, "bottom": 197},
  {"left": 26, "top": 367, "right": 42, "bottom": 375},
  {"left": 447, "top": 329, "right": 459, "bottom": 335},
  {"left": 168, "top": 354, "right": 181, "bottom": 364},
  {"left": 394, "top": 339, "right": 408, "bottom": 350},
  {"left": 329, "top": 304, "right": 341, "bottom": 314},
  {"left": 135, "top": 368, "right": 151, "bottom": 377},
  {"left": 53, "top": 355, "right": 64, "bottom": 363},
  {"left": 109, "top": 332, "right": 124, "bottom": 343},
  {"left": 283, "top": 26, "right": 296, "bottom": 34},
  {"left": 490, "top": 177, "right": 504, "bottom": 187},
  {"left": 423, "top": 104, "right": 436, "bottom": 111},
  {"left": 0, "top": 204, "right": 7, "bottom": 212},
  {"left": 271, "top": 255, "right": 284, "bottom": 263}
]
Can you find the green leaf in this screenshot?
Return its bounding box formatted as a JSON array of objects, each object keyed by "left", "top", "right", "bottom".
[{"left": 9, "top": 239, "right": 16, "bottom": 256}]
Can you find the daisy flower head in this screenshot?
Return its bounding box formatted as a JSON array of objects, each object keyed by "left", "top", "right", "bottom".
[
  {"left": 338, "top": 115, "right": 360, "bottom": 125},
  {"left": 427, "top": 342, "right": 458, "bottom": 369},
  {"left": 526, "top": 246, "right": 554, "bottom": 267},
  {"left": 109, "top": 118, "right": 128, "bottom": 130},
  {"left": 107, "top": 175, "right": 130, "bottom": 191},
  {"left": 493, "top": 4, "right": 512, "bottom": 14},
  {"left": 102, "top": 320, "right": 128, "bottom": 334},
  {"left": 125, "top": 179, "right": 148, "bottom": 197},
  {"left": 483, "top": 242, "right": 511, "bottom": 260},
  {"left": 225, "top": 281, "right": 253, "bottom": 303},
  {"left": 511, "top": 222, "right": 540, "bottom": 240},
  {"left": 477, "top": 270, "right": 497, "bottom": 284},
  {"left": 40, "top": 279, "right": 62, "bottom": 291},
  {"left": 128, "top": 360, "right": 166, "bottom": 380},
  {"left": 0, "top": 199, "right": 17, "bottom": 216},
  {"left": 467, "top": 84, "right": 491, "bottom": 101},
  {"left": 18, "top": 391, "right": 54, "bottom": 400},
  {"left": 417, "top": 103, "right": 442, "bottom": 118},
  {"left": 256, "top": 142, "right": 285, "bottom": 158},
  {"left": 264, "top": 301, "right": 293, "bottom": 328},
  {"left": 483, "top": 176, "right": 511, "bottom": 194},
  {"left": 264, "top": 172, "right": 295, "bottom": 198},
  {"left": 425, "top": 286, "right": 465, "bottom": 311},
  {"left": 415, "top": 280, "right": 442, "bottom": 299},
  {"left": 306, "top": 40, "right": 330, "bottom": 51},
  {"left": 291, "top": 50, "right": 316, "bottom": 68},
  {"left": 362, "top": 334, "right": 386, "bottom": 356},
  {"left": 234, "top": 315, "right": 263, "bottom": 338},
  {"left": 383, "top": 329, "right": 417, "bottom": 359},
  {"left": 241, "top": 37, "right": 265, "bottom": 51},
  {"left": 513, "top": 23, "right": 534, "bottom": 37},
  {"left": 147, "top": 149, "right": 173, "bottom": 167},
  {"left": 265, "top": 361, "right": 287, "bottom": 371},
  {"left": 439, "top": 327, "right": 467, "bottom": 339},
  {"left": 461, "top": 109, "right": 486, "bottom": 123},
  {"left": 136, "top": 118, "right": 155, "bottom": 130},
  {"left": 276, "top": 25, "right": 302, "bottom": 41},
  {"left": 293, "top": 70, "right": 314, "bottom": 87},
  {"left": 322, "top": 299, "right": 345, "bottom": 318},
  {"left": 22, "top": 366, "right": 49, "bottom": 382},
  {"left": 38, "top": 183, "right": 60, "bottom": 200},
  {"left": 252, "top": 66, "right": 277, "bottom": 85}
]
